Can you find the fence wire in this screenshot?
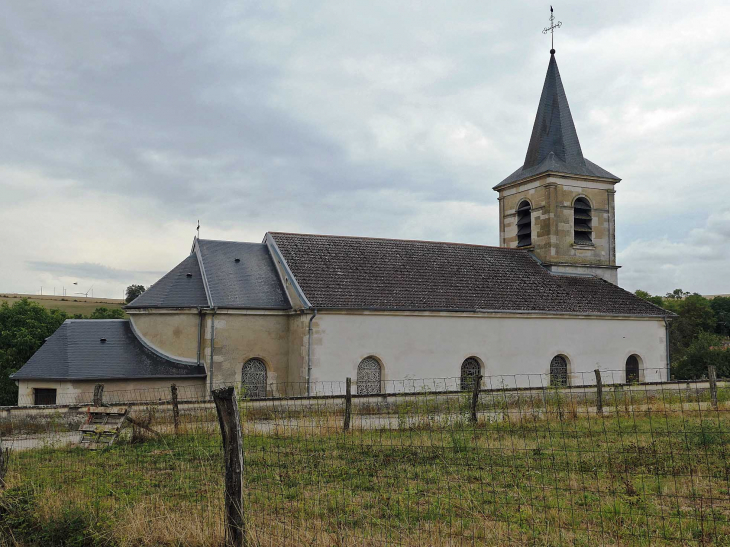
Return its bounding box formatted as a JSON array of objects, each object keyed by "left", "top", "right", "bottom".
[{"left": 1, "top": 368, "right": 729, "bottom": 546}]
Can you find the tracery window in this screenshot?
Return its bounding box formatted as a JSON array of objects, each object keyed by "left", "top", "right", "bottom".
[
  {"left": 549, "top": 355, "right": 568, "bottom": 387},
  {"left": 241, "top": 358, "right": 267, "bottom": 399},
  {"left": 460, "top": 357, "right": 481, "bottom": 391},
  {"left": 626, "top": 355, "right": 640, "bottom": 384},
  {"left": 516, "top": 200, "right": 532, "bottom": 247},
  {"left": 573, "top": 197, "right": 592, "bottom": 245},
  {"left": 357, "top": 357, "right": 382, "bottom": 395}
]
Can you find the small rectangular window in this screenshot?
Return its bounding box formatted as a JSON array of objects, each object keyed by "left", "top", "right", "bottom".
[{"left": 34, "top": 388, "right": 57, "bottom": 406}]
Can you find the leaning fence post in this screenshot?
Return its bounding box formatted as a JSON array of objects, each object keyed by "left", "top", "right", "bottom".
[
  {"left": 93, "top": 383, "right": 104, "bottom": 407},
  {"left": 470, "top": 375, "right": 483, "bottom": 424},
  {"left": 212, "top": 386, "right": 245, "bottom": 547},
  {"left": 594, "top": 369, "right": 603, "bottom": 415},
  {"left": 344, "top": 377, "right": 352, "bottom": 432},
  {"left": 171, "top": 384, "right": 180, "bottom": 434},
  {"left": 708, "top": 365, "right": 718, "bottom": 410}
]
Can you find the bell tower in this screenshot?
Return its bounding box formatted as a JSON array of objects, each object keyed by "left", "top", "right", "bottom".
[{"left": 494, "top": 48, "right": 621, "bottom": 285}]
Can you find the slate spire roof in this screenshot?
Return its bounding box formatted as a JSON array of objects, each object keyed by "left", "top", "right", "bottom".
[{"left": 494, "top": 52, "right": 619, "bottom": 189}]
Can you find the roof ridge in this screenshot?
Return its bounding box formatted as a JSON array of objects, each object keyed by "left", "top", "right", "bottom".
[
  {"left": 197, "top": 238, "right": 267, "bottom": 246},
  {"left": 269, "top": 231, "right": 527, "bottom": 252}
]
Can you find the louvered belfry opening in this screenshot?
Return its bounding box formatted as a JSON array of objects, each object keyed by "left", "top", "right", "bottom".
[
  {"left": 573, "top": 197, "right": 592, "bottom": 245},
  {"left": 516, "top": 200, "right": 532, "bottom": 247}
]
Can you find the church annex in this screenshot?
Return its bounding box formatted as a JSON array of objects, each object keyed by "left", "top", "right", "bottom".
[{"left": 12, "top": 50, "right": 672, "bottom": 405}]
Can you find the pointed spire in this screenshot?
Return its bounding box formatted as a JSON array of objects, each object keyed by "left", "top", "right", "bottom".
[
  {"left": 494, "top": 52, "right": 619, "bottom": 189},
  {"left": 523, "top": 52, "right": 584, "bottom": 170}
]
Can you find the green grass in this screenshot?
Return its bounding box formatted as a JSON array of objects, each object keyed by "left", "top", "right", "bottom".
[
  {"left": 0, "top": 294, "right": 125, "bottom": 317},
  {"left": 2, "top": 407, "right": 730, "bottom": 546}
]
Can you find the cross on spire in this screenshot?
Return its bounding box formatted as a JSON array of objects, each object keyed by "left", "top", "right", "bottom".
[{"left": 542, "top": 6, "right": 562, "bottom": 54}]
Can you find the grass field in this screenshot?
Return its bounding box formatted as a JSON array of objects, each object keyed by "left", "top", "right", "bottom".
[
  {"left": 2, "top": 400, "right": 730, "bottom": 547},
  {"left": 0, "top": 293, "right": 126, "bottom": 316}
]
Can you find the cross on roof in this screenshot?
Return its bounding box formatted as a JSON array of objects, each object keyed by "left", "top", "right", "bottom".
[{"left": 542, "top": 6, "right": 562, "bottom": 53}]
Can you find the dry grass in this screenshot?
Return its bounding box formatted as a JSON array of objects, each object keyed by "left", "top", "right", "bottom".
[{"left": 3, "top": 394, "right": 730, "bottom": 546}]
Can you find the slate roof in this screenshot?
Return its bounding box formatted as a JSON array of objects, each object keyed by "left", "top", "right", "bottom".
[
  {"left": 494, "top": 53, "right": 619, "bottom": 189},
  {"left": 11, "top": 320, "right": 207, "bottom": 381},
  {"left": 196, "top": 240, "right": 289, "bottom": 309},
  {"left": 126, "top": 239, "right": 289, "bottom": 309},
  {"left": 268, "top": 232, "right": 671, "bottom": 317},
  {"left": 125, "top": 254, "right": 208, "bottom": 309}
]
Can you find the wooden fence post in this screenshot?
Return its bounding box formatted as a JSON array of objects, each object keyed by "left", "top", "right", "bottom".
[
  {"left": 594, "top": 369, "right": 603, "bottom": 415},
  {"left": 470, "top": 375, "right": 483, "bottom": 424},
  {"left": 0, "top": 437, "right": 7, "bottom": 489},
  {"left": 171, "top": 384, "right": 180, "bottom": 435},
  {"left": 344, "top": 377, "right": 352, "bottom": 432},
  {"left": 93, "top": 384, "right": 104, "bottom": 407},
  {"left": 708, "top": 365, "right": 718, "bottom": 410},
  {"left": 213, "top": 386, "right": 245, "bottom": 547}
]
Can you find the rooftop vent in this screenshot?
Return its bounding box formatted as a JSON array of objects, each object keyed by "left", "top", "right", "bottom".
[
  {"left": 234, "top": 258, "right": 241, "bottom": 263},
  {"left": 186, "top": 273, "right": 193, "bottom": 278},
  {"left": 100, "top": 338, "right": 107, "bottom": 343}
]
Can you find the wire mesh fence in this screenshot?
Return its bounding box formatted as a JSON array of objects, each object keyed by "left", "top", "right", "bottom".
[{"left": 1, "top": 367, "right": 730, "bottom": 546}]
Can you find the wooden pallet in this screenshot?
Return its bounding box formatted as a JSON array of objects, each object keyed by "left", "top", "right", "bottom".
[{"left": 79, "top": 406, "right": 129, "bottom": 450}]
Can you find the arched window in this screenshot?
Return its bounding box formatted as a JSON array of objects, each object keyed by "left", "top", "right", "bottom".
[
  {"left": 460, "top": 357, "right": 481, "bottom": 391},
  {"left": 357, "top": 357, "right": 382, "bottom": 395},
  {"left": 241, "top": 358, "right": 267, "bottom": 398},
  {"left": 573, "top": 197, "right": 592, "bottom": 245},
  {"left": 549, "top": 355, "right": 568, "bottom": 387},
  {"left": 626, "top": 355, "right": 640, "bottom": 384},
  {"left": 516, "top": 200, "right": 532, "bottom": 247}
]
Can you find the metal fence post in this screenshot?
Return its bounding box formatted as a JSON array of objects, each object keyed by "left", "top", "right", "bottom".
[
  {"left": 470, "top": 375, "right": 482, "bottom": 424},
  {"left": 93, "top": 383, "right": 104, "bottom": 407},
  {"left": 594, "top": 369, "right": 603, "bottom": 415},
  {"left": 344, "top": 377, "right": 352, "bottom": 432},
  {"left": 171, "top": 384, "right": 180, "bottom": 435},
  {"left": 708, "top": 365, "right": 718, "bottom": 410},
  {"left": 213, "top": 386, "right": 245, "bottom": 547}
]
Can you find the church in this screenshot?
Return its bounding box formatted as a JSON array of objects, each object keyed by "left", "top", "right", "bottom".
[{"left": 12, "top": 48, "right": 672, "bottom": 405}]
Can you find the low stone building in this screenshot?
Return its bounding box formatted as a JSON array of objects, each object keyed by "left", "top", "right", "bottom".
[{"left": 12, "top": 49, "right": 673, "bottom": 404}]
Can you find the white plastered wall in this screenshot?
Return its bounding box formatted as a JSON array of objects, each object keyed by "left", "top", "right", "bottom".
[{"left": 309, "top": 312, "right": 668, "bottom": 390}]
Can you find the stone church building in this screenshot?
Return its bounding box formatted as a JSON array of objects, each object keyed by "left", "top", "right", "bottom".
[{"left": 13, "top": 50, "right": 672, "bottom": 405}]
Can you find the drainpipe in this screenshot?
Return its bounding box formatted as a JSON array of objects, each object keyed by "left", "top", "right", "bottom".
[
  {"left": 196, "top": 307, "right": 203, "bottom": 366},
  {"left": 208, "top": 308, "right": 217, "bottom": 395},
  {"left": 307, "top": 309, "right": 318, "bottom": 396},
  {"left": 663, "top": 317, "right": 671, "bottom": 381}
]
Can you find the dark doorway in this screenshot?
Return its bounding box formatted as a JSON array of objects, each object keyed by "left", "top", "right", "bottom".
[
  {"left": 34, "top": 388, "right": 57, "bottom": 406},
  {"left": 626, "top": 355, "right": 640, "bottom": 383}
]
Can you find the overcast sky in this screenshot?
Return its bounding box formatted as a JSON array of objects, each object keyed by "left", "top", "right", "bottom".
[{"left": 1, "top": 1, "right": 728, "bottom": 300}]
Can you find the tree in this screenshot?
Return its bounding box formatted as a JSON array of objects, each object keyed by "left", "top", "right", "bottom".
[
  {"left": 710, "top": 296, "right": 730, "bottom": 336},
  {"left": 634, "top": 290, "right": 665, "bottom": 308},
  {"left": 89, "top": 307, "right": 126, "bottom": 319},
  {"left": 665, "top": 288, "right": 691, "bottom": 300},
  {"left": 125, "top": 284, "right": 146, "bottom": 304},
  {"left": 672, "top": 331, "right": 730, "bottom": 380},
  {"left": 664, "top": 293, "right": 717, "bottom": 365},
  {"left": 0, "top": 299, "right": 69, "bottom": 405}
]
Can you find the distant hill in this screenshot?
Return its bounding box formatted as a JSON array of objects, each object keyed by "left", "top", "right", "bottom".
[
  {"left": 705, "top": 294, "right": 730, "bottom": 300},
  {"left": 0, "top": 293, "right": 126, "bottom": 316}
]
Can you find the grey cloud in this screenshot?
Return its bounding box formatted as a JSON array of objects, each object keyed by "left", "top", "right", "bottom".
[
  {"left": 27, "top": 261, "right": 164, "bottom": 282},
  {"left": 0, "top": 0, "right": 728, "bottom": 297}
]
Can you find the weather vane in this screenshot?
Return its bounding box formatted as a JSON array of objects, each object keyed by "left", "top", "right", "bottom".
[{"left": 542, "top": 6, "right": 562, "bottom": 53}]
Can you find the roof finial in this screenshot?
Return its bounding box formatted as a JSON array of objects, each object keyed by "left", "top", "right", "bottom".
[
  {"left": 196, "top": 219, "right": 200, "bottom": 240},
  {"left": 542, "top": 5, "right": 562, "bottom": 54}
]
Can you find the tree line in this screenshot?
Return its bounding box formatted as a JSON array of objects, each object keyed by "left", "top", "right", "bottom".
[{"left": 635, "top": 289, "right": 730, "bottom": 380}]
